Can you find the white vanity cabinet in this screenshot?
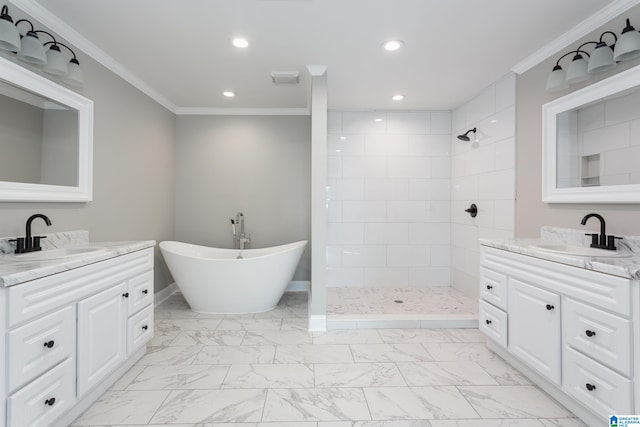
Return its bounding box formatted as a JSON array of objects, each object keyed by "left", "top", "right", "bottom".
[
  {"left": 508, "top": 279, "right": 561, "bottom": 385},
  {"left": 0, "top": 246, "right": 155, "bottom": 427},
  {"left": 479, "top": 245, "right": 636, "bottom": 426}
]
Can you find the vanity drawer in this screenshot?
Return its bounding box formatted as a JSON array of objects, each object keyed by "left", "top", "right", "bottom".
[
  {"left": 563, "top": 346, "right": 632, "bottom": 416},
  {"left": 127, "top": 304, "right": 154, "bottom": 354},
  {"left": 563, "top": 298, "right": 631, "bottom": 376},
  {"left": 480, "top": 267, "right": 507, "bottom": 310},
  {"left": 479, "top": 300, "right": 507, "bottom": 348},
  {"left": 127, "top": 270, "right": 154, "bottom": 315},
  {"left": 7, "top": 357, "right": 75, "bottom": 427},
  {"left": 7, "top": 305, "right": 75, "bottom": 393}
]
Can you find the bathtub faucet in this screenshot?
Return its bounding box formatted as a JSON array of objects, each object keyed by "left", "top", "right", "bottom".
[{"left": 231, "top": 212, "right": 250, "bottom": 250}]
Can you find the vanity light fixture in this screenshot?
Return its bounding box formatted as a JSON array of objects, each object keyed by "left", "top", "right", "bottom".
[
  {"left": 0, "top": 5, "right": 83, "bottom": 86},
  {"left": 544, "top": 18, "right": 640, "bottom": 92},
  {"left": 0, "top": 5, "right": 19, "bottom": 52},
  {"left": 15, "top": 19, "right": 46, "bottom": 65},
  {"left": 383, "top": 40, "right": 404, "bottom": 51},
  {"left": 613, "top": 19, "right": 640, "bottom": 61}
]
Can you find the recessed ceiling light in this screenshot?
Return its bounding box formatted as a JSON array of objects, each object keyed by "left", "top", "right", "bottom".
[
  {"left": 392, "top": 94, "right": 405, "bottom": 101},
  {"left": 375, "top": 118, "right": 384, "bottom": 122},
  {"left": 231, "top": 37, "right": 249, "bottom": 48},
  {"left": 222, "top": 91, "right": 236, "bottom": 98},
  {"left": 383, "top": 40, "right": 404, "bottom": 51},
  {"left": 339, "top": 136, "right": 347, "bottom": 140}
]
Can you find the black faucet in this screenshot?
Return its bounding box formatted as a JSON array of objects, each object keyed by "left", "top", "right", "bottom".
[
  {"left": 580, "top": 213, "right": 620, "bottom": 251},
  {"left": 11, "top": 214, "right": 52, "bottom": 254}
]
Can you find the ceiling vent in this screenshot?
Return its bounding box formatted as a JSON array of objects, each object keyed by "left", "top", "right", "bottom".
[{"left": 271, "top": 71, "right": 300, "bottom": 84}]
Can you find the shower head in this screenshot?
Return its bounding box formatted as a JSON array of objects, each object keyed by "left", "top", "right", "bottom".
[{"left": 457, "top": 127, "right": 477, "bottom": 141}]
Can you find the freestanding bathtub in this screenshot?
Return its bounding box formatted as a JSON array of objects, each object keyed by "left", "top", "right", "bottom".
[{"left": 159, "top": 240, "right": 307, "bottom": 314}]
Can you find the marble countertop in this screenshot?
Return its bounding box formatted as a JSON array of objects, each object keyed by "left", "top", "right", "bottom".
[
  {"left": 0, "top": 231, "right": 155, "bottom": 287},
  {"left": 480, "top": 227, "right": 640, "bottom": 280}
]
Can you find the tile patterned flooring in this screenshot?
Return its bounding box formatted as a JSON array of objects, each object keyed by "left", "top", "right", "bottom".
[{"left": 71, "top": 291, "right": 586, "bottom": 427}]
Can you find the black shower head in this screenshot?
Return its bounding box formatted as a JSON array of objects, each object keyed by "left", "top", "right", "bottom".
[{"left": 457, "top": 127, "right": 477, "bottom": 141}]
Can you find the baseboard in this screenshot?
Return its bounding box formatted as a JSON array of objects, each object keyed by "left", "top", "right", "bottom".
[
  {"left": 308, "top": 315, "right": 326, "bottom": 332},
  {"left": 286, "top": 280, "right": 310, "bottom": 292},
  {"left": 154, "top": 282, "right": 178, "bottom": 306}
]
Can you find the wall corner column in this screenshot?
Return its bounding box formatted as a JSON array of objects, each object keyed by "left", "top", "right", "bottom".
[{"left": 307, "top": 65, "right": 328, "bottom": 331}]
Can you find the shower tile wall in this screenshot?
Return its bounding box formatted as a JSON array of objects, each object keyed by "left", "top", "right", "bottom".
[
  {"left": 451, "top": 73, "right": 516, "bottom": 299},
  {"left": 557, "top": 90, "right": 640, "bottom": 188},
  {"left": 326, "top": 111, "right": 452, "bottom": 288}
]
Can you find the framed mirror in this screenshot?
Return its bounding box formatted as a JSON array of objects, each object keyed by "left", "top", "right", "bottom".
[
  {"left": 542, "top": 64, "right": 640, "bottom": 204},
  {"left": 0, "top": 55, "right": 93, "bottom": 202}
]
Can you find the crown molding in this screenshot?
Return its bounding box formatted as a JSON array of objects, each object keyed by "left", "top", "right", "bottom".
[
  {"left": 175, "top": 107, "right": 310, "bottom": 116},
  {"left": 511, "top": 0, "right": 640, "bottom": 74},
  {"left": 10, "top": 0, "right": 177, "bottom": 113}
]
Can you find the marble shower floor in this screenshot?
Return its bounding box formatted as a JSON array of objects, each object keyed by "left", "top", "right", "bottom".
[
  {"left": 70, "top": 292, "right": 586, "bottom": 427},
  {"left": 327, "top": 287, "right": 479, "bottom": 329}
]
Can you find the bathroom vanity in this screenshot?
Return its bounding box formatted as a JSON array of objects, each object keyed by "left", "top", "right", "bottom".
[
  {"left": 0, "top": 232, "right": 155, "bottom": 427},
  {"left": 479, "top": 228, "right": 640, "bottom": 427}
]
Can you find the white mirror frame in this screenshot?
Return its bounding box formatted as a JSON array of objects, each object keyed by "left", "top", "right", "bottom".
[
  {"left": 0, "top": 55, "right": 93, "bottom": 202},
  {"left": 542, "top": 64, "right": 640, "bottom": 204}
]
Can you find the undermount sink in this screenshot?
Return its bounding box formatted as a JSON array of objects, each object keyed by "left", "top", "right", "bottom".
[
  {"left": 528, "top": 243, "right": 632, "bottom": 258},
  {"left": 0, "top": 246, "right": 106, "bottom": 262}
]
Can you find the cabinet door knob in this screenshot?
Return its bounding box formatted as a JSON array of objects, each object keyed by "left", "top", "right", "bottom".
[
  {"left": 585, "top": 383, "right": 597, "bottom": 391},
  {"left": 546, "top": 304, "right": 555, "bottom": 311},
  {"left": 585, "top": 330, "right": 596, "bottom": 337},
  {"left": 44, "top": 397, "right": 56, "bottom": 406},
  {"left": 485, "top": 319, "right": 492, "bottom": 325},
  {"left": 142, "top": 289, "right": 149, "bottom": 294},
  {"left": 142, "top": 325, "right": 148, "bottom": 330},
  {"left": 43, "top": 340, "right": 55, "bottom": 349},
  {"left": 122, "top": 292, "right": 129, "bottom": 298},
  {"left": 486, "top": 284, "right": 493, "bottom": 290}
]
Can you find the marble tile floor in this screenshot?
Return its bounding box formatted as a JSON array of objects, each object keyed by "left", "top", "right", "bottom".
[
  {"left": 327, "top": 287, "right": 479, "bottom": 329},
  {"left": 70, "top": 292, "right": 586, "bottom": 427}
]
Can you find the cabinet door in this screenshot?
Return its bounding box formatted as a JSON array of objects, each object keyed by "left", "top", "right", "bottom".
[
  {"left": 77, "top": 282, "right": 127, "bottom": 397},
  {"left": 508, "top": 278, "right": 561, "bottom": 384}
]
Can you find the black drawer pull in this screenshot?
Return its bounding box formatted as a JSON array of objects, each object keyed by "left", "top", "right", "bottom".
[
  {"left": 585, "top": 383, "right": 596, "bottom": 391},
  {"left": 142, "top": 289, "right": 149, "bottom": 294},
  {"left": 485, "top": 319, "right": 492, "bottom": 325},
  {"left": 44, "top": 397, "right": 56, "bottom": 406},
  {"left": 43, "top": 340, "right": 55, "bottom": 349},
  {"left": 122, "top": 292, "right": 129, "bottom": 298},
  {"left": 546, "top": 304, "right": 555, "bottom": 311},
  {"left": 142, "top": 325, "right": 148, "bottom": 330},
  {"left": 585, "top": 330, "right": 596, "bottom": 337},
  {"left": 486, "top": 284, "right": 493, "bottom": 290}
]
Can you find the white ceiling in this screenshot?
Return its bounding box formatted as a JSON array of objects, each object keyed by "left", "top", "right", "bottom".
[{"left": 20, "top": 0, "right": 626, "bottom": 112}]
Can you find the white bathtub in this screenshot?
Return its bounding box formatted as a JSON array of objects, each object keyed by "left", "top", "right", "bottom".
[{"left": 159, "top": 240, "right": 307, "bottom": 314}]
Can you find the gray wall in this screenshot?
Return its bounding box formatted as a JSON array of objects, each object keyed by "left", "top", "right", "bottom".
[
  {"left": 0, "top": 95, "right": 43, "bottom": 184},
  {"left": 0, "top": 51, "right": 176, "bottom": 293},
  {"left": 516, "top": 7, "right": 640, "bottom": 238},
  {"left": 175, "top": 115, "right": 311, "bottom": 281}
]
